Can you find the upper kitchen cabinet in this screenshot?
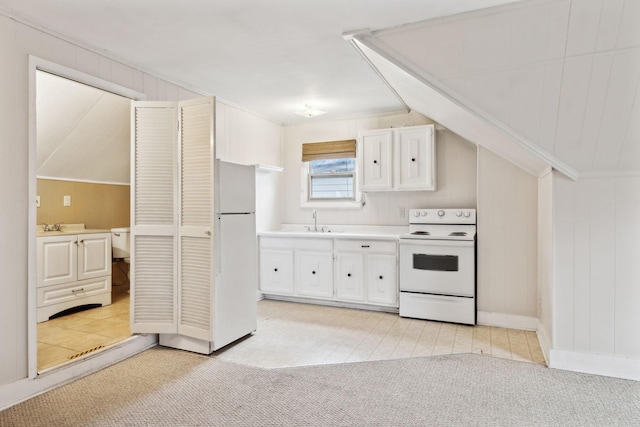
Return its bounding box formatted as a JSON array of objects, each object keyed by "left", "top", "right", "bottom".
[
  {"left": 359, "top": 125, "right": 435, "bottom": 192},
  {"left": 360, "top": 129, "right": 393, "bottom": 190}
]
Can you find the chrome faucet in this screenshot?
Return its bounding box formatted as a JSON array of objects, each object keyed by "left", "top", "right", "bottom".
[{"left": 42, "top": 223, "right": 61, "bottom": 232}]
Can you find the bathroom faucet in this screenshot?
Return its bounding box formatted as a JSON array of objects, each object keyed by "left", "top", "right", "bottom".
[{"left": 42, "top": 223, "right": 61, "bottom": 232}]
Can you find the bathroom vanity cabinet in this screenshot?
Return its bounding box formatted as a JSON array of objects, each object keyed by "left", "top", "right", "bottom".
[{"left": 36, "top": 232, "right": 112, "bottom": 322}]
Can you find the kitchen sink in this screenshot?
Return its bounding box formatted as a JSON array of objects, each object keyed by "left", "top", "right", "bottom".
[{"left": 279, "top": 228, "right": 344, "bottom": 234}]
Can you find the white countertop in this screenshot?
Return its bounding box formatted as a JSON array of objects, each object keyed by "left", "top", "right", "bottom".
[
  {"left": 36, "top": 223, "right": 111, "bottom": 237},
  {"left": 259, "top": 224, "right": 408, "bottom": 241}
]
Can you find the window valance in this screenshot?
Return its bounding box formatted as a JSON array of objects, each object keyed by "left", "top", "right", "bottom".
[{"left": 301, "top": 139, "right": 356, "bottom": 162}]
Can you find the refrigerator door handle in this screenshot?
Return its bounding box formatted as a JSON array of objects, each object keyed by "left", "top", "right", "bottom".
[{"left": 215, "top": 217, "right": 221, "bottom": 275}]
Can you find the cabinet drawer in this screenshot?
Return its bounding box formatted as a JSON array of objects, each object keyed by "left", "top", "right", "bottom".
[
  {"left": 399, "top": 293, "right": 475, "bottom": 325},
  {"left": 260, "top": 237, "right": 332, "bottom": 251},
  {"left": 334, "top": 239, "right": 396, "bottom": 254},
  {"left": 37, "top": 276, "right": 111, "bottom": 307}
]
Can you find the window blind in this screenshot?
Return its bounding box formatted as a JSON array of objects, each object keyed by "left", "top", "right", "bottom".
[{"left": 301, "top": 139, "right": 356, "bottom": 162}]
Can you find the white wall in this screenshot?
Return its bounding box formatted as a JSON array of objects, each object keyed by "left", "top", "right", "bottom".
[
  {"left": 215, "top": 99, "right": 284, "bottom": 232},
  {"left": 550, "top": 173, "right": 640, "bottom": 379},
  {"left": 476, "top": 147, "right": 538, "bottom": 326},
  {"left": 216, "top": 99, "right": 283, "bottom": 168},
  {"left": 282, "top": 111, "right": 477, "bottom": 226}
]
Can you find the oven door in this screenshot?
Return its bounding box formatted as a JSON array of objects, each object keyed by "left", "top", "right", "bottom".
[{"left": 399, "top": 239, "right": 475, "bottom": 297}]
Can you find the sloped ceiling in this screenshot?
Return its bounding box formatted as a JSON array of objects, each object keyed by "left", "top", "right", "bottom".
[
  {"left": 36, "top": 71, "right": 131, "bottom": 184},
  {"left": 352, "top": 0, "right": 640, "bottom": 177}
]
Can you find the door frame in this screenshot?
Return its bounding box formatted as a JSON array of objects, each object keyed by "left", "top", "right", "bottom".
[{"left": 27, "top": 55, "right": 146, "bottom": 378}]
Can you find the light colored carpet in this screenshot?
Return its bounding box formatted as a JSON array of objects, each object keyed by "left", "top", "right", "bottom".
[{"left": 1, "top": 346, "right": 639, "bottom": 426}]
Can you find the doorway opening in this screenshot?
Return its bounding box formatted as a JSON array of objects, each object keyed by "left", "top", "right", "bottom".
[{"left": 30, "top": 59, "right": 144, "bottom": 375}]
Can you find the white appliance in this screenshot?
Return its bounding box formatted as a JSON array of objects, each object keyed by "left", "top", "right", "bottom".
[
  {"left": 158, "top": 161, "right": 258, "bottom": 353},
  {"left": 398, "top": 209, "right": 476, "bottom": 325}
]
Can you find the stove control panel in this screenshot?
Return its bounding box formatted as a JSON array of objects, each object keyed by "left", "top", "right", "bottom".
[{"left": 409, "top": 209, "right": 476, "bottom": 224}]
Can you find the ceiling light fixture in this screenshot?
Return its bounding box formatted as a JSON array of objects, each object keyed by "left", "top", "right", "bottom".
[{"left": 294, "top": 105, "right": 326, "bottom": 118}]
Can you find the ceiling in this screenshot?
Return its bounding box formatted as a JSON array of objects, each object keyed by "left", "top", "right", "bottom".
[
  {"left": 11, "top": 0, "right": 637, "bottom": 182},
  {"left": 0, "top": 0, "right": 523, "bottom": 125},
  {"left": 36, "top": 71, "right": 131, "bottom": 184}
]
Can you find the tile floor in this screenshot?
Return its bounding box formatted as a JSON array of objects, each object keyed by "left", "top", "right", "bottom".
[
  {"left": 37, "top": 295, "right": 546, "bottom": 372},
  {"left": 215, "top": 299, "right": 547, "bottom": 368},
  {"left": 37, "top": 286, "right": 131, "bottom": 371}
]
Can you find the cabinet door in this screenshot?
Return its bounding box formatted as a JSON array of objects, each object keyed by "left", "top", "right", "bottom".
[
  {"left": 395, "top": 126, "right": 435, "bottom": 190},
  {"left": 77, "top": 233, "right": 112, "bottom": 280},
  {"left": 366, "top": 254, "right": 397, "bottom": 306},
  {"left": 295, "top": 251, "right": 333, "bottom": 298},
  {"left": 360, "top": 130, "right": 393, "bottom": 191},
  {"left": 335, "top": 253, "right": 365, "bottom": 302},
  {"left": 37, "top": 235, "right": 78, "bottom": 288},
  {"left": 260, "top": 249, "right": 294, "bottom": 295}
]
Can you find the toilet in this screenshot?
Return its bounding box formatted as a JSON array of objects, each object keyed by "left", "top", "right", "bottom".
[{"left": 111, "top": 227, "right": 130, "bottom": 288}]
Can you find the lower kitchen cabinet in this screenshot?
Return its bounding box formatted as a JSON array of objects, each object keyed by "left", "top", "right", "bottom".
[
  {"left": 259, "top": 249, "right": 294, "bottom": 295},
  {"left": 259, "top": 235, "right": 398, "bottom": 310},
  {"left": 365, "top": 254, "right": 397, "bottom": 306},
  {"left": 335, "top": 240, "right": 398, "bottom": 308},
  {"left": 335, "top": 253, "right": 365, "bottom": 302},
  {"left": 295, "top": 251, "right": 333, "bottom": 298}
]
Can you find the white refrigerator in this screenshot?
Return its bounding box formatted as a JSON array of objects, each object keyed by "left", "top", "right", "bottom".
[{"left": 158, "top": 161, "right": 258, "bottom": 354}]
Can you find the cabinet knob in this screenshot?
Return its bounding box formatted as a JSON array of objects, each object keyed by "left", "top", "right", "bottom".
[
  {"left": 373, "top": 160, "right": 378, "bottom": 164},
  {"left": 411, "top": 158, "right": 416, "bottom": 162},
  {"left": 347, "top": 273, "right": 351, "bottom": 277},
  {"left": 379, "top": 275, "right": 383, "bottom": 280},
  {"left": 274, "top": 268, "right": 278, "bottom": 272},
  {"left": 312, "top": 271, "right": 316, "bottom": 275}
]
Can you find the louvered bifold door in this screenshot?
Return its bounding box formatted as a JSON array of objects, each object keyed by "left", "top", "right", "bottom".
[
  {"left": 178, "top": 97, "right": 215, "bottom": 341},
  {"left": 130, "top": 102, "right": 178, "bottom": 334}
]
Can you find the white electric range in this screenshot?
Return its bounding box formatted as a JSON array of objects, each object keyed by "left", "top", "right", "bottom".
[{"left": 398, "top": 209, "right": 476, "bottom": 325}]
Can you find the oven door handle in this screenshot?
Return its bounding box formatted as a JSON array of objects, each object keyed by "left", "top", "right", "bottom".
[{"left": 399, "top": 239, "right": 475, "bottom": 248}]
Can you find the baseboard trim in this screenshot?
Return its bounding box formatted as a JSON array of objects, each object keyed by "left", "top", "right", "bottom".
[
  {"left": 0, "top": 334, "right": 157, "bottom": 411},
  {"left": 262, "top": 294, "right": 399, "bottom": 314},
  {"left": 476, "top": 311, "right": 538, "bottom": 330},
  {"left": 549, "top": 349, "right": 640, "bottom": 381}
]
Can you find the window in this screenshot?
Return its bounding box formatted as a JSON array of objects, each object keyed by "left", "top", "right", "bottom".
[
  {"left": 308, "top": 158, "right": 355, "bottom": 200},
  {"left": 301, "top": 139, "right": 362, "bottom": 207}
]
